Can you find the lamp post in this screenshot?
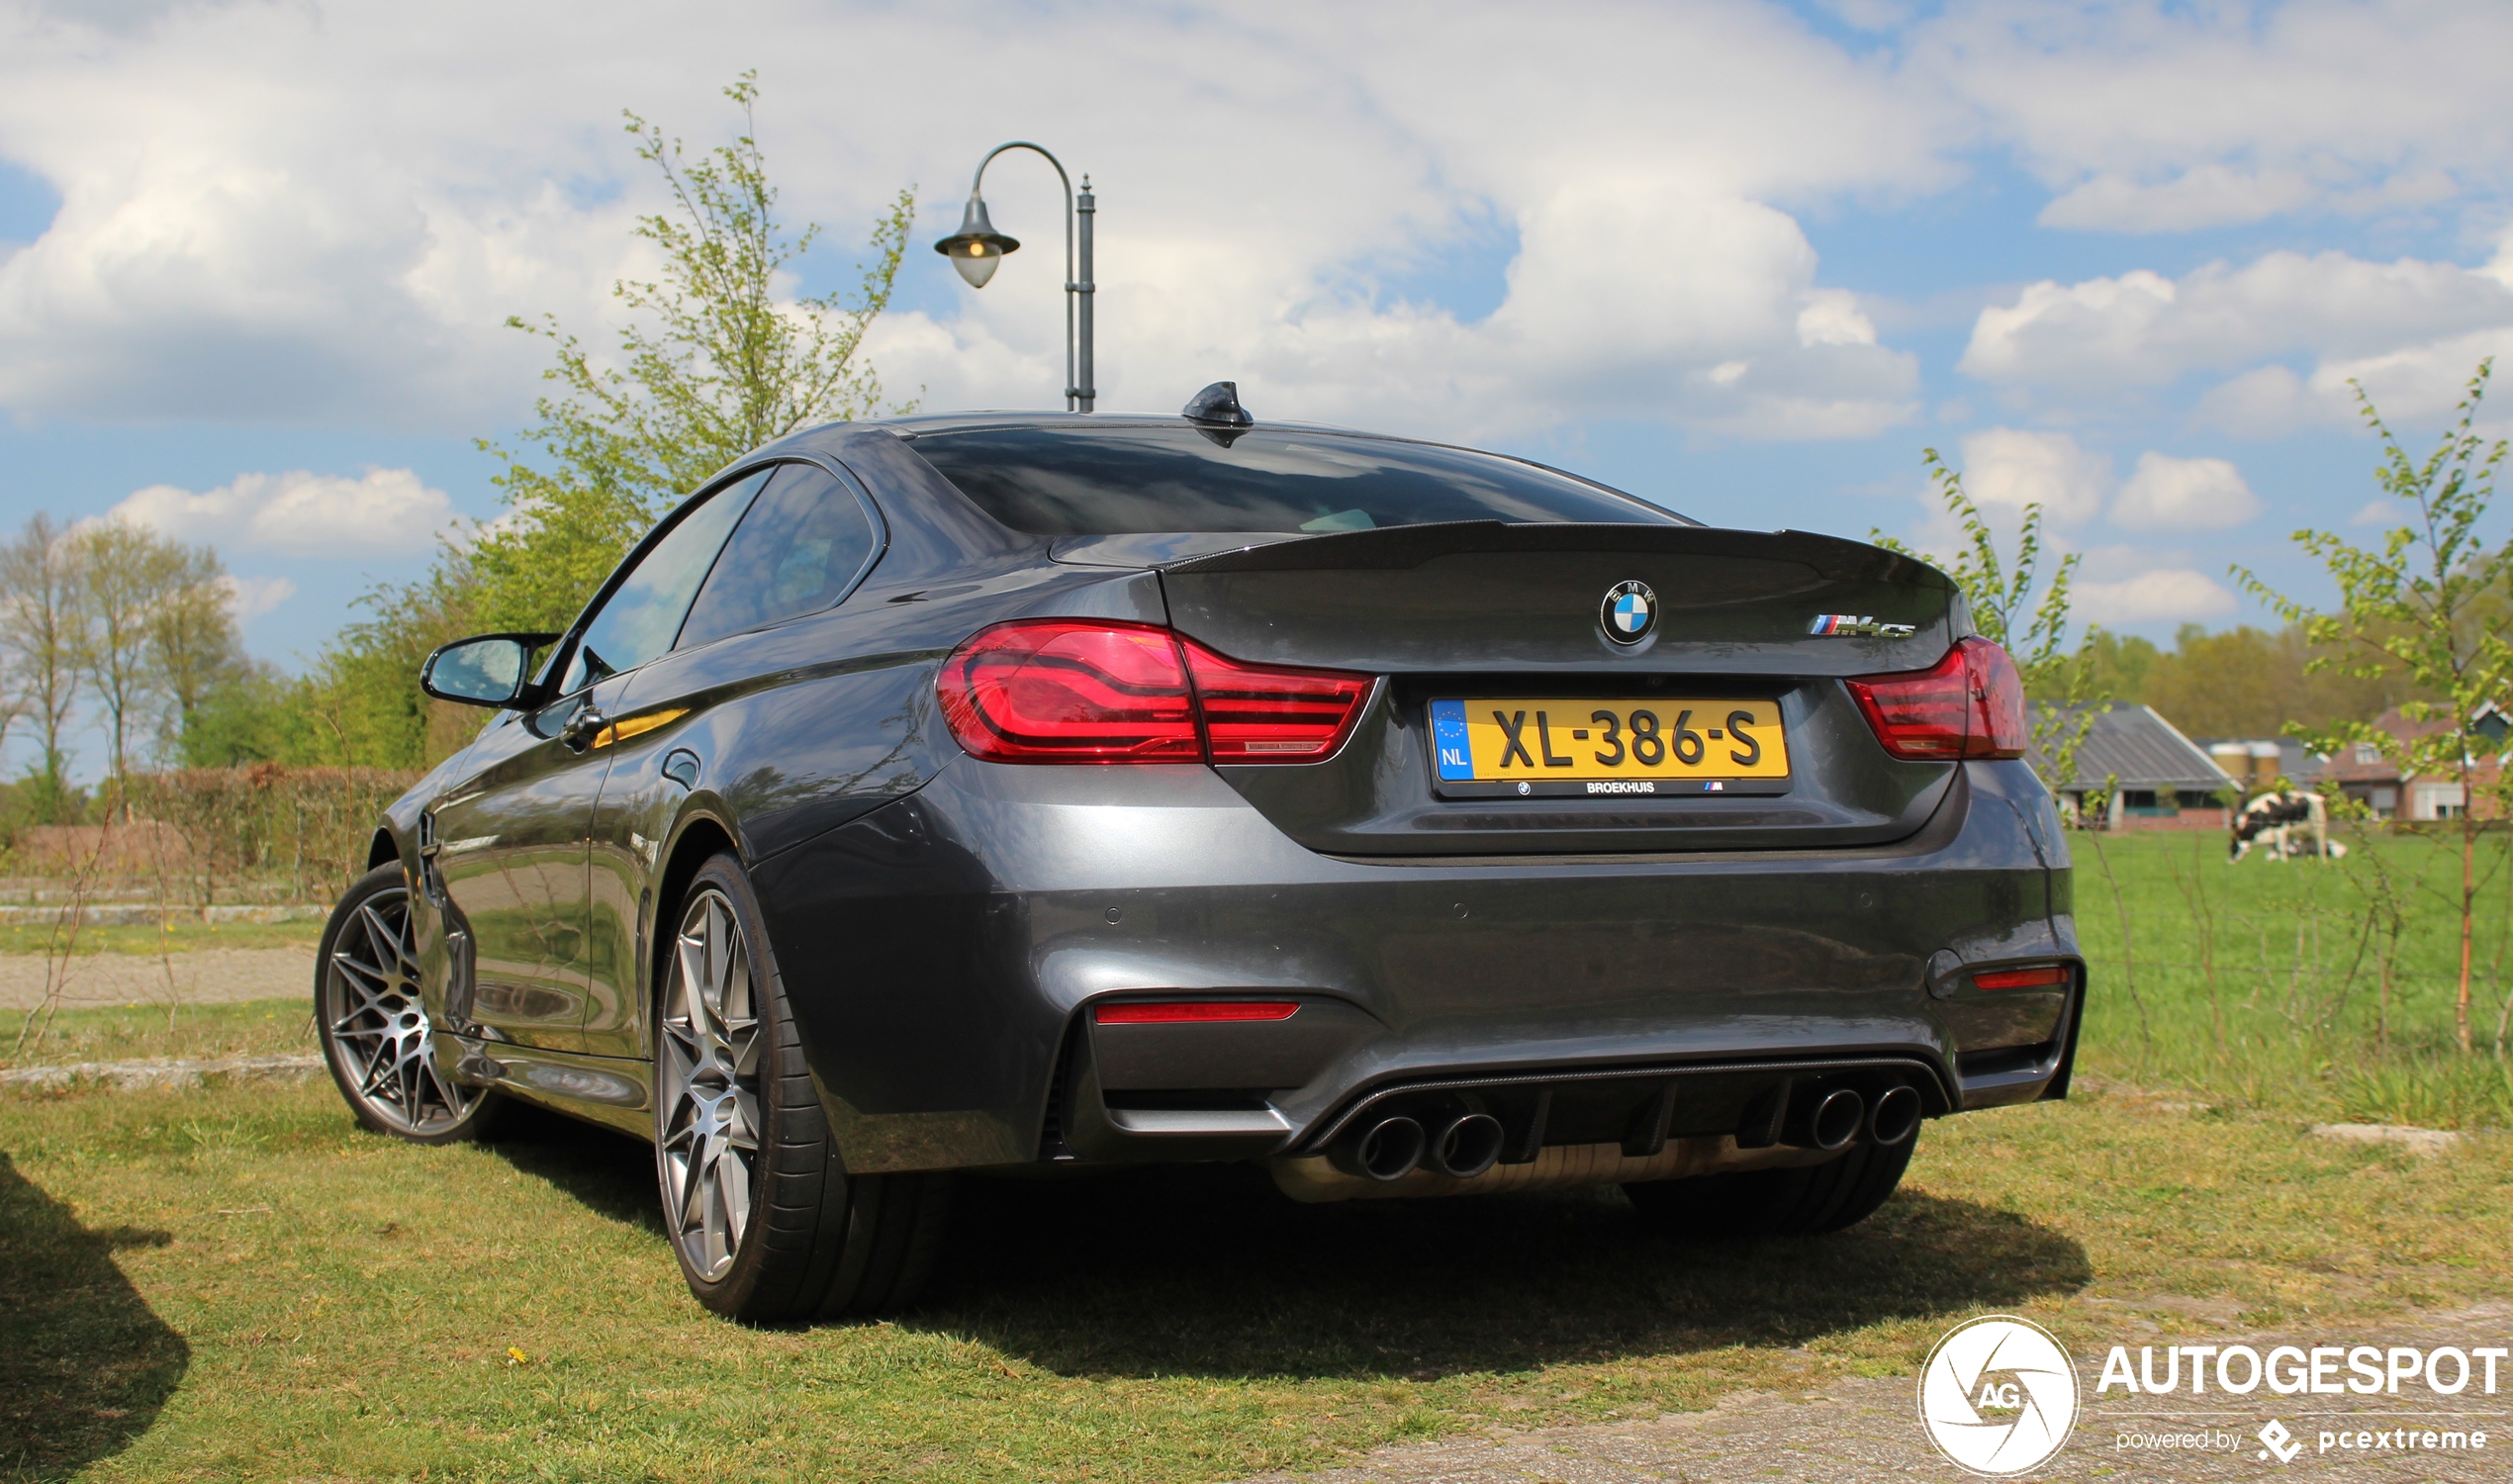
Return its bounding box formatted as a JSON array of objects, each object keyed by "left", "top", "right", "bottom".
[{"left": 934, "top": 141, "right": 1095, "bottom": 413}]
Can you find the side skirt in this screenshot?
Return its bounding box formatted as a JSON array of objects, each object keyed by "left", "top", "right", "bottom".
[{"left": 445, "top": 1033, "right": 655, "bottom": 1139}]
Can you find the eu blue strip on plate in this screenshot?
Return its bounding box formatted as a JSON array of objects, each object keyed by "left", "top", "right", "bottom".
[{"left": 1430, "top": 699, "right": 1473, "bottom": 781}]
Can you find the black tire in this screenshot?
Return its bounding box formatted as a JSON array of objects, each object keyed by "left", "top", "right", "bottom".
[
  {"left": 317, "top": 864, "right": 504, "bottom": 1146},
  {"left": 1624, "top": 1133, "right": 1915, "bottom": 1238},
  {"left": 655, "top": 853, "right": 952, "bottom": 1324}
]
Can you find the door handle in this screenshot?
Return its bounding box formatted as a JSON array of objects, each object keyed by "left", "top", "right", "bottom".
[{"left": 560, "top": 707, "right": 609, "bottom": 752}]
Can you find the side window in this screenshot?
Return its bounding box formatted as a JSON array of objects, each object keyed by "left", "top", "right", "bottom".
[
  {"left": 677, "top": 462, "right": 880, "bottom": 650},
  {"left": 559, "top": 469, "right": 771, "bottom": 695}
]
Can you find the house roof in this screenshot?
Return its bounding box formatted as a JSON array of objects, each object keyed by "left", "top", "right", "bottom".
[
  {"left": 2031, "top": 702, "right": 2236, "bottom": 792},
  {"left": 2321, "top": 705, "right": 2509, "bottom": 787}
]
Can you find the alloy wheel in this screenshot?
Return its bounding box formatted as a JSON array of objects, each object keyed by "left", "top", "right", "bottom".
[
  {"left": 658, "top": 887, "right": 763, "bottom": 1283},
  {"left": 324, "top": 886, "right": 480, "bottom": 1135}
]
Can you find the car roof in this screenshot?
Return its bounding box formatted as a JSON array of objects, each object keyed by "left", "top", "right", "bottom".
[{"left": 861, "top": 410, "right": 1369, "bottom": 438}]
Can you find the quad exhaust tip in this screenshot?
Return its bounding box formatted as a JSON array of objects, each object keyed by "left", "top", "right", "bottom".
[
  {"left": 1868, "top": 1083, "right": 1921, "bottom": 1147},
  {"left": 1340, "top": 1115, "right": 1427, "bottom": 1181},
  {"left": 1430, "top": 1113, "right": 1504, "bottom": 1179},
  {"left": 1785, "top": 1087, "right": 1866, "bottom": 1152}
]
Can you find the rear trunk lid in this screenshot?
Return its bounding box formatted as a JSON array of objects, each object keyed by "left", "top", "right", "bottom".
[{"left": 1156, "top": 521, "right": 1963, "bottom": 856}]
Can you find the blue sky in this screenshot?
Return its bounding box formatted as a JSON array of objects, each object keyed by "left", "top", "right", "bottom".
[{"left": 2, "top": 0, "right": 2510, "bottom": 756}]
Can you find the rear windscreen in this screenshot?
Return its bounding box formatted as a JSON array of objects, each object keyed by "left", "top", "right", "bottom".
[{"left": 905, "top": 424, "right": 1691, "bottom": 535}]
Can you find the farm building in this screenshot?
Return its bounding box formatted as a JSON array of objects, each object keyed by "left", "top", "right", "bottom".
[
  {"left": 2030, "top": 702, "right": 2238, "bottom": 830},
  {"left": 2318, "top": 704, "right": 2509, "bottom": 820}
]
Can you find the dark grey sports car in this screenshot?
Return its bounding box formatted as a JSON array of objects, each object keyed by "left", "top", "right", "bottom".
[{"left": 318, "top": 384, "right": 2081, "bottom": 1322}]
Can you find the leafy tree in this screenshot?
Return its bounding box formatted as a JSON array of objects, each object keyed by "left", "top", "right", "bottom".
[
  {"left": 2236, "top": 361, "right": 2512, "bottom": 1053},
  {"left": 2141, "top": 623, "right": 2419, "bottom": 740},
  {"left": 1877, "top": 450, "right": 2101, "bottom": 795},
  {"left": 472, "top": 72, "right": 915, "bottom": 634},
  {"left": 278, "top": 74, "right": 918, "bottom": 770},
  {"left": 173, "top": 659, "right": 293, "bottom": 768}
]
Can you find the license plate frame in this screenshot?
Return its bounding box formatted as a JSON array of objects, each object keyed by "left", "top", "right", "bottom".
[{"left": 1427, "top": 697, "right": 1793, "bottom": 799}]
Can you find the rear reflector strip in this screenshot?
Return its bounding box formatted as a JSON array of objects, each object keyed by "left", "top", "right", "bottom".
[
  {"left": 1972, "top": 965, "right": 2070, "bottom": 990},
  {"left": 1093, "top": 1000, "right": 1302, "bottom": 1025}
]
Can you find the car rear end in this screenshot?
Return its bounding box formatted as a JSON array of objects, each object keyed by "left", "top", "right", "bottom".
[{"left": 808, "top": 418, "right": 2080, "bottom": 1197}]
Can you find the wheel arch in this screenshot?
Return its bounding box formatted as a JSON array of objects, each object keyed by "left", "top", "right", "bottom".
[
  {"left": 650, "top": 809, "right": 742, "bottom": 1003},
  {"left": 366, "top": 827, "right": 399, "bottom": 873}
]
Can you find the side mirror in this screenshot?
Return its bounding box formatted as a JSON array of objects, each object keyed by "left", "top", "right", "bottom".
[{"left": 419, "top": 633, "right": 559, "bottom": 707}]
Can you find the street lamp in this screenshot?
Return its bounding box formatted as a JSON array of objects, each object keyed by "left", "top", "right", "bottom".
[{"left": 934, "top": 141, "right": 1095, "bottom": 413}]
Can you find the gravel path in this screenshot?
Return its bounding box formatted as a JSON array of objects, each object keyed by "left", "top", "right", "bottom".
[
  {"left": 0, "top": 1053, "right": 324, "bottom": 1091},
  {"left": 1238, "top": 1309, "right": 2513, "bottom": 1484},
  {"left": 0, "top": 947, "right": 316, "bottom": 1011},
  {"left": 1236, "top": 1378, "right": 2511, "bottom": 1482}
]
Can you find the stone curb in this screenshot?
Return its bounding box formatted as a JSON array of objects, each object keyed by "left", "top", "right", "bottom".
[
  {"left": 0, "top": 1053, "right": 325, "bottom": 1092},
  {"left": 0, "top": 903, "right": 327, "bottom": 928},
  {"left": 2309, "top": 1121, "right": 2467, "bottom": 1155}
]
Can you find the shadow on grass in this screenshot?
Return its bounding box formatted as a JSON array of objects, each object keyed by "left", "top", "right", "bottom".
[
  {"left": 917, "top": 1160, "right": 2091, "bottom": 1381},
  {"left": 0, "top": 1152, "right": 189, "bottom": 1480},
  {"left": 468, "top": 1110, "right": 2090, "bottom": 1380},
  {"left": 479, "top": 1100, "right": 663, "bottom": 1235}
]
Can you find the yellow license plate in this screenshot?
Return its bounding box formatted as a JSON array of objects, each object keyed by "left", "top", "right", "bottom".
[{"left": 1430, "top": 697, "right": 1789, "bottom": 797}]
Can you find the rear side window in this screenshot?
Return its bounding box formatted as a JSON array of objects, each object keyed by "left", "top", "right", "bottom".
[
  {"left": 906, "top": 424, "right": 1688, "bottom": 535},
  {"left": 677, "top": 462, "right": 881, "bottom": 649}
]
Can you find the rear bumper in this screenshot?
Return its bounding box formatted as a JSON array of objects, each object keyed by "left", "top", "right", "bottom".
[{"left": 749, "top": 755, "right": 2078, "bottom": 1174}]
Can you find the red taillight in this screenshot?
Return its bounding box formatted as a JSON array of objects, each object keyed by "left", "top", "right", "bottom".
[
  {"left": 1092, "top": 1000, "right": 1301, "bottom": 1024},
  {"left": 937, "top": 620, "right": 1370, "bottom": 765},
  {"left": 1973, "top": 965, "right": 2070, "bottom": 991},
  {"left": 1180, "top": 638, "right": 1371, "bottom": 762},
  {"left": 937, "top": 620, "right": 1200, "bottom": 763},
  {"left": 1843, "top": 636, "right": 2027, "bottom": 761}
]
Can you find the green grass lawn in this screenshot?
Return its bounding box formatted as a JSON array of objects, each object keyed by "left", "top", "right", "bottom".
[
  {"left": 0, "top": 999, "right": 315, "bottom": 1073},
  {"left": 7, "top": 830, "right": 2513, "bottom": 1479},
  {"left": 5, "top": 1078, "right": 2508, "bottom": 1483},
  {"left": 2072, "top": 827, "right": 2513, "bottom": 1128},
  {"left": 0, "top": 920, "right": 326, "bottom": 958}
]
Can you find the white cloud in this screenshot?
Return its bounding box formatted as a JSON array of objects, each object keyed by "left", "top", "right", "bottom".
[
  {"left": 2074, "top": 569, "right": 2238, "bottom": 625},
  {"left": 2110, "top": 452, "right": 2260, "bottom": 532},
  {"left": 1915, "top": 1, "right": 2513, "bottom": 232},
  {"left": 2037, "top": 166, "right": 2321, "bottom": 234},
  {"left": 1954, "top": 427, "right": 2110, "bottom": 523},
  {"left": 0, "top": 0, "right": 1955, "bottom": 444},
  {"left": 2190, "top": 365, "right": 2308, "bottom": 438},
  {"left": 220, "top": 574, "right": 295, "bottom": 618},
  {"left": 111, "top": 468, "right": 454, "bottom": 556},
  {"left": 1960, "top": 251, "right": 2513, "bottom": 397}
]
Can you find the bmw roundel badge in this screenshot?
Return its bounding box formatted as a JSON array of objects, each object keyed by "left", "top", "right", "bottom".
[{"left": 1600, "top": 580, "right": 1656, "bottom": 644}]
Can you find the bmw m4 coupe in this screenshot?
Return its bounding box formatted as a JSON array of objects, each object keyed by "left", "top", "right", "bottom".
[{"left": 319, "top": 383, "right": 2081, "bottom": 1322}]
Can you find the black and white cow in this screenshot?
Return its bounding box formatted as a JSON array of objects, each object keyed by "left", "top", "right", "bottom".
[{"left": 2230, "top": 790, "right": 2344, "bottom": 862}]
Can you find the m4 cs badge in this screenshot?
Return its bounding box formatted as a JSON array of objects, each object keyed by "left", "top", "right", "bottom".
[{"left": 1809, "top": 614, "right": 1916, "bottom": 638}]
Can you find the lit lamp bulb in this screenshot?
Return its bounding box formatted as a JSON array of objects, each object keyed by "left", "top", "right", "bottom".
[{"left": 936, "top": 193, "right": 1017, "bottom": 289}]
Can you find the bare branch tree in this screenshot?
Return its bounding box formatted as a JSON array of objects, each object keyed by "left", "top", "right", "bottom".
[
  {"left": 70, "top": 520, "right": 190, "bottom": 816},
  {"left": 0, "top": 514, "right": 89, "bottom": 818}
]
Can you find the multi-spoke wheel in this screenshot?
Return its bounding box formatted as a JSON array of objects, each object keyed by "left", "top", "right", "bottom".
[
  {"left": 317, "top": 865, "right": 499, "bottom": 1143},
  {"left": 655, "top": 853, "right": 953, "bottom": 1323},
  {"left": 658, "top": 885, "right": 763, "bottom": 1282}
]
